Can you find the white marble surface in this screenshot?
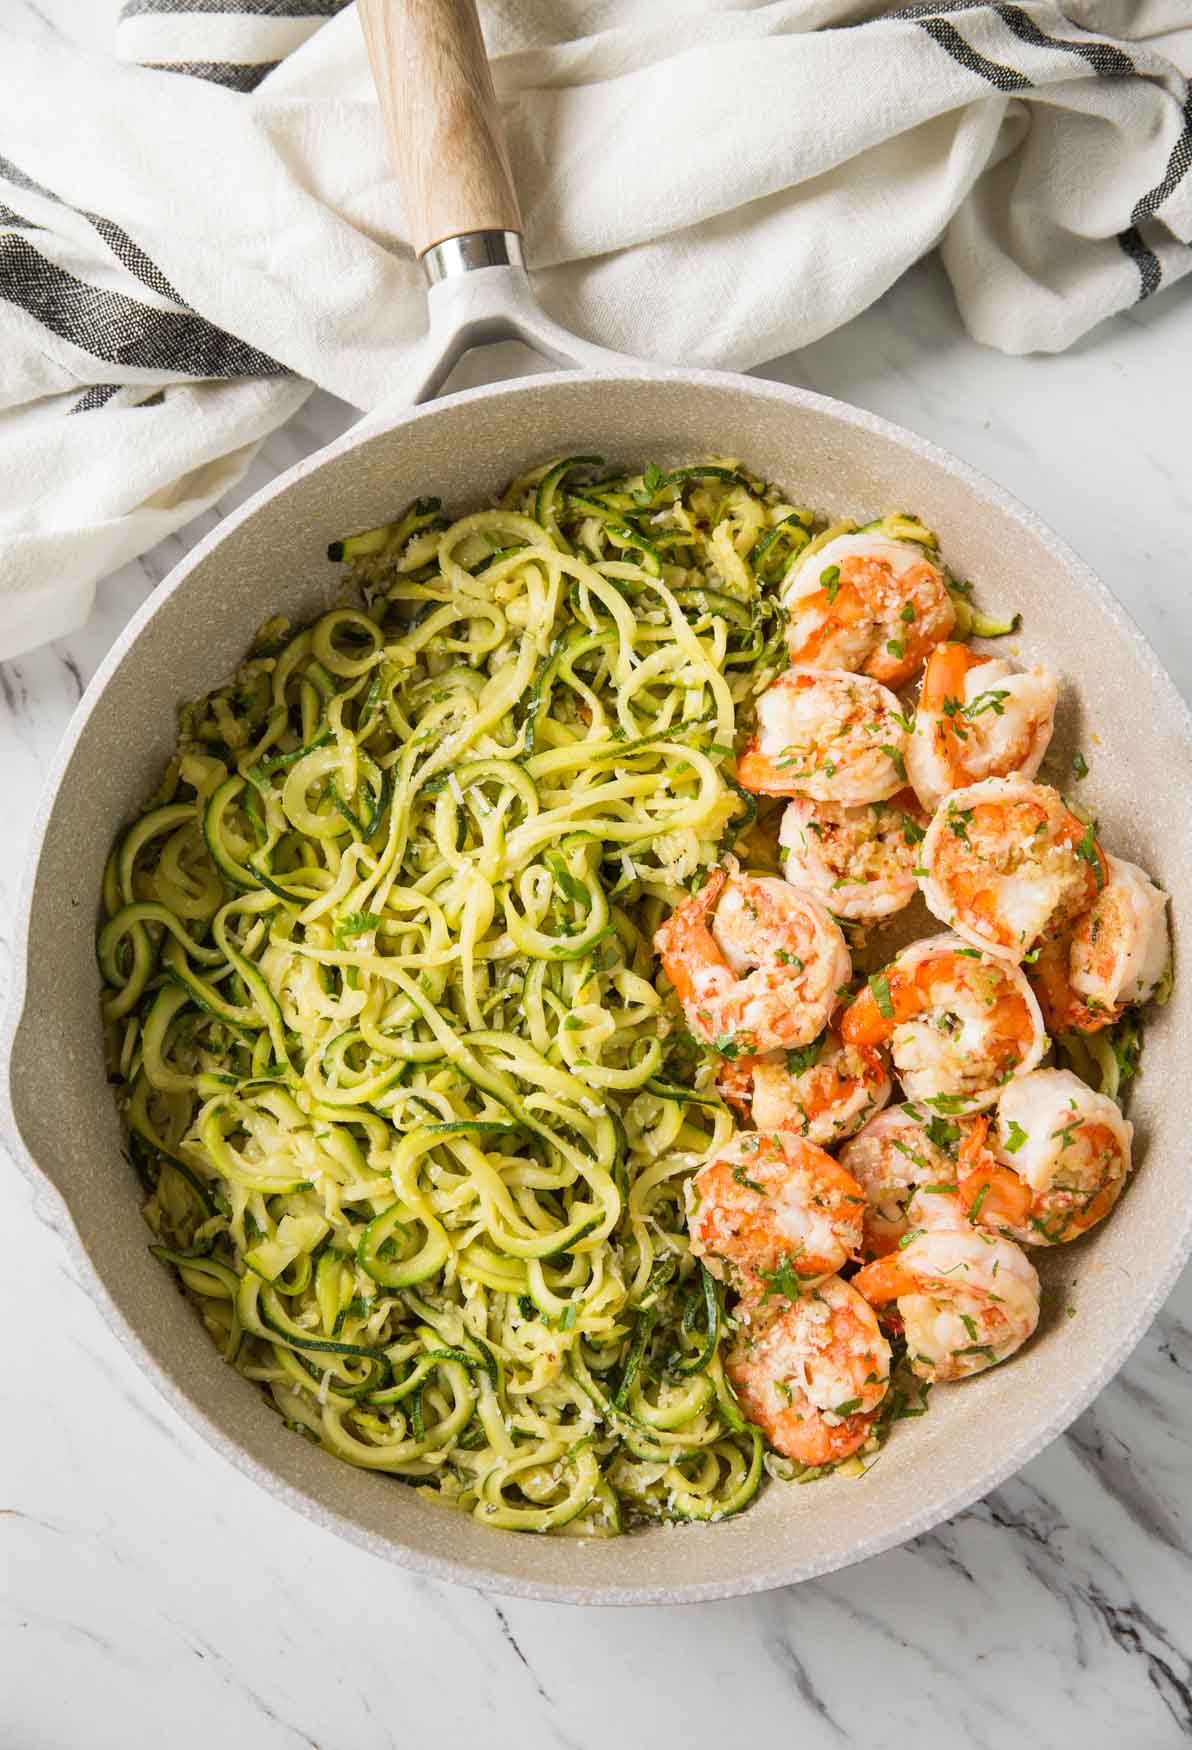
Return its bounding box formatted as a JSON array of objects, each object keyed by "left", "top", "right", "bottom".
[{"left": 4, "top": 255, "right": 1192, "bottom": 1748}]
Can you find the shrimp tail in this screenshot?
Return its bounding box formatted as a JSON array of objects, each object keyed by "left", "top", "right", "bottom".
[
  {"left": 653, "top": 867, "right": 728, "bottom": 1006},
  {"left": 1029, "top": 935, "right": 1119, "bottom": 1036},
  {"left": 840, "top": 968, "right": 919, "bottom": 1045},
  {"left": 851, "top": 1253, "right": 916, "bottom": 1305},
  {"left": 957, "top": 1118, "right": 1032, "bottom": 1232},
  {"left": 735, "top": 744, "right": 790, "bottom": 796},
  {"left": 716, "top": 1054, "right": 757, "bottom": 1115}
]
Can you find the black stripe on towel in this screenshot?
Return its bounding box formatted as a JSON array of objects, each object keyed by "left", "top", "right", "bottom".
[
  {"left": 143, "top": 58, "right": 281, "bottom": 89},
  {"left": 0, "top": 202, "right": 40, "bottom": 229},
  {"left": 882, "top": 3, "right": 990, "bottom": 19},
  {"left": 70, "top": 383, "right": 126, "bottom": 414},
  {"left": 0, "top": 153, "right": 53, "bottom": 200},
  {"left": 1131, "top": 90, "right": 1192, "bottom": 227},
  {"left": 88, "top": 217, "right": 187, "bottom": 305},
  {"left": 122, "top": 0, "right": 346, "bottom": 15},
  {"left": 0, "top": 234, "right": 288, "bottom": 377},
  {"left": 992, "top": 5, "right": 1136, "bottom": 79},
  {"left": 0, "top": 152, "right": 189, "bottom": 307},
  {"left": 916, "top": 17, "right": 1032, "bottom": 91},
  {"left": 1116, "top": 226, "right": 1163, "bottom": 300}
]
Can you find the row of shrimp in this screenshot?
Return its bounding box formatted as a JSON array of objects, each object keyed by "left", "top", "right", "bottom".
[{"left": 651, "top": 520, "right": 1170, "bottom": 1469}]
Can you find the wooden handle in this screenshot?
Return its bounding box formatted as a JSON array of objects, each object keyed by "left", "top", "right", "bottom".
[{"left": 358, "top": 0, "right": 523, "bottom": 258}]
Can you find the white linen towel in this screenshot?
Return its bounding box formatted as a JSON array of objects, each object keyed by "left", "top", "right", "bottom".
[{"left": 1, "top": 0, "right": 1189, "bottom": 660}]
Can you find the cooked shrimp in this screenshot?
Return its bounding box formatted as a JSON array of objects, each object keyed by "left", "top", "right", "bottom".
[
  {"left": 919, "top": 777, "right": 1104, "bottom": 961},
  {"left": 907, "top": 643, "right": 1057, "bottom": 812},
  {"left": 778, "top": 791, "right": 928, "bottom": 920},
  {"left": 839, "top": 1103, "right": 960, "bottom": 1258},
  {"left": 654, "top": 868, "right": 850, "bottom": 1055},
  {"left": 737, "top": 668, "right": 910, "bottom": 805},
  {"left": 853, "top": 1228, "right": 1040, "bottom": 1382},
  {"left": 1031, "top": 855, "right": 1169, "bottom": 1034},
  {"left": 840, "top": 932, "right": 1047, "bottom": 1113},
  {"left": 956, "top": 1067, "right": 1133, "bottom": 1245},
  {"left": 717, "top": 1029, "right": 891, "bottom": 1146},
  {"left": 686, "top": 1131, "right": 867, "bottom": 1295},
  {"left": 781, "top": 532, "right": 955, "bottom": 688},
  {"left": 727, "top": 1276, "right": 891, "bottom": 1465}
]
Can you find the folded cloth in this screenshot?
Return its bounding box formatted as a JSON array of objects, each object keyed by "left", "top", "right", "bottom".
[{"left": 1, "top": 0, "right": 1189, "bottom": 660}]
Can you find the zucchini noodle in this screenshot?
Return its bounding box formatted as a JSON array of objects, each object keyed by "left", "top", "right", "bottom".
[{"left": 101, "top": 457, "right": 824, "bottom": 1534}]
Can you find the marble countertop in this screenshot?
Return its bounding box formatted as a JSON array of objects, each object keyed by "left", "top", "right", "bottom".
[{"left": 4, "top": 256, "right": 1192, "bottom": 1749}]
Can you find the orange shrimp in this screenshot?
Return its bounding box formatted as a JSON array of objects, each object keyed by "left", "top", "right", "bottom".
[
  {"left": 852, "top": 1228, "right": 1040, "bottom": 1382},
  {"left": 736, "top": 668, "right": 909, "bottom": 804},
  {"left": 727, "top": 1276, "right": 891, "bottom": 1465},
  {"left": 717, "top": 1030, "right": 890, "bottom": 1147},
  {"left": 907, "top": 643, "right": 1056, "bottom": 812},
  {"left": 686, "top": 1131, "right": 867, "bottom": 1294},
  {"left": 782, "top": 533, "right": 955, "bottom": 687},
  {"left": 653, "top": 869, "right": 850, "bottom": 1055},
  {"left": 1029, "top": 855, "right": 1169, "bottom": 1034},
  {"left": 839, "top": 1103, "right": 960, "bottom": 1259},
  {"left": 778, "top": 790, "right": 928, "bottom": 920},
  {"left": 840, "top": 933, "right": 1047, "bottom": 1113},
  {"left": 956, "top": 1067, "right": 1133, "bottom": 1245},
  {"left": 919, "top": 778, "right": 1106, "bottom": 961}
]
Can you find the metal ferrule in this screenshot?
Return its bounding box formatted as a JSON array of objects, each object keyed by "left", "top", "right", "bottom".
[{"left": 421, "top": 231, "right": 525, "bottom": 286}]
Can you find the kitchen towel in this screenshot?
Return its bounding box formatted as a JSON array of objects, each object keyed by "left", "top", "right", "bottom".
[{"left": 1, "top": 0, "right": 1190, "bottom": 660}]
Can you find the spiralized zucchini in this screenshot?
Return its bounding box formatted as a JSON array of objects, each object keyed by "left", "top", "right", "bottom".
[{"left": 101, "top": 457, "right": 845, "bottom": 1534}]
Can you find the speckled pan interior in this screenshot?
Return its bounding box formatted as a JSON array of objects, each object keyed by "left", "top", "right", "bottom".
[{"left": 5, "top": 369, "right": 1191, "bottom": 1605}]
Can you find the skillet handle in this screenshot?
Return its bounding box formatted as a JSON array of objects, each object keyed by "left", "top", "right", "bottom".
[{"left": 358, "top": 0, "right": 523, "bottom": 258}]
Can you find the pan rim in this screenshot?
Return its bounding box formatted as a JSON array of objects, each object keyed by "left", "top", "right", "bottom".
[{"left": 4, "top": 363, "right": 1191, "bottom": 1604}]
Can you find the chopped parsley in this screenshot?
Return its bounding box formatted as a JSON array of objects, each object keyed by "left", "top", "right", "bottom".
[
  {"left": 712, "top": 1031, "right": 755, "bottom": 1060},
  {"left": 879, "top": 744, "right": 907, "bottom": 783},
  {"left": 962, "top": 688, "right": 1009, "bottom": 720},
  {"left": 786, "top": 1036, "right": 824, "bottom": 1076},
  {"left": 924, "top": 1115, "right": 962, "bottom": 1153},
  {"left": 1075, "top": 816, "right": 1103, "bottom": 884},
  {"left": 821, "top": 563, "right": 841, "bottom": 604},
  {"left": 757, "top": 1255, "right": 812, "bottom": 1303},
  {"left": 1003, "top": 1119, "right": 1028, "bottom": 1154},
  {"left": 1072, "top": 750, "right": 1089, "bottom": 780},
  {"left": 732, "top": 1164, "right": 767, "bottom": 1195},
  {"left": 868, "top": 972, "right": 895, "bottom": 1019},
  {"left": 924, "top": 1092, "right": 974, "bottom": 1114}
]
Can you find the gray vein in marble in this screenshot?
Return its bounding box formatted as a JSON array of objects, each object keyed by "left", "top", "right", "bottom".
[
  {"left": 1089, "top": 1589, "right": 1192, "bottom": 1736},
  {"left": 67, "top": 1332, "right": 200, "bottom": 1454},
  {"left": 492, "top": 1601, "right": 554, "bottom": 1705},
  {"left": 181, "top": 1629, "right": 322, "bottom": 1750},
  {"left": 758, "top": 1622, "right": 845, "bottom": 1740},
  {"left": 1067, "top": 1408, "right": 1189, "bottom": 1557}
]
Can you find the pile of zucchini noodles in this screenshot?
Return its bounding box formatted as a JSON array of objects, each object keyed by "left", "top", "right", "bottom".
[{"left": 101, "top": 459, "right": 942, "bottom": 1535}]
